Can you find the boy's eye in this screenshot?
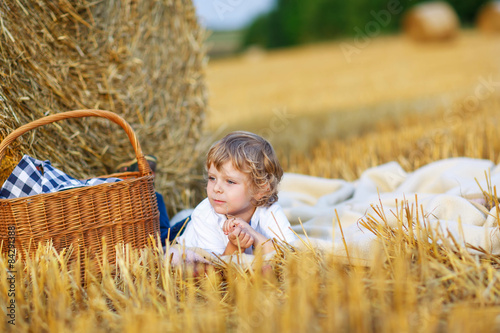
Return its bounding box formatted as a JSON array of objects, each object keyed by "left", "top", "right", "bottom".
[
  {"left": 208, "top": 176, "right": 215, "bottom": 181},
  {"left": 227, "top": 180, "right": 236, "bottom": 185}
]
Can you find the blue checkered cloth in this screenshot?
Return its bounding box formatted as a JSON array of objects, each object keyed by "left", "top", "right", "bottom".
[{"left": 0, "top": 155, "right": 122, "bottom": 199}]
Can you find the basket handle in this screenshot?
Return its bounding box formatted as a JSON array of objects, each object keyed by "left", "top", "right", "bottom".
[{"left": 0, "top": 109, "right": 152, "bottom": 176}]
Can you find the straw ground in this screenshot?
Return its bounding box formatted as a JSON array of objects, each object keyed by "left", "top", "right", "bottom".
[
  {"left": 204, "top": 30, "right": 500, "bottom": 151},
  {"left": 281, "top": 96, "right": 500, "bottom": 180},
  {"left": 3, "top": 201, "right": 500, "bottom": 332},
  {"left": 3, "top": 93, "right": 500, "bottom": 332}
]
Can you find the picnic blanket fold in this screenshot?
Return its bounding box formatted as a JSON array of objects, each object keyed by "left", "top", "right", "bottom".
[
  {"left": 0, "top": 155, "right": 122, "bottom": 199},
  {"left": 279, "top": 157, "right": 500, "bottom": 263}
]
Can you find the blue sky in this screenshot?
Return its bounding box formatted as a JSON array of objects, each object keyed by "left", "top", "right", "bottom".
[{"left": 192, "top": 0, "right": 276, "bottom": 30}]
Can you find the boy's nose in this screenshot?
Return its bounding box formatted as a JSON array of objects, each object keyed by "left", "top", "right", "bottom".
[{"left": 213, "top": 182, "right": 223, "bottom": 193}]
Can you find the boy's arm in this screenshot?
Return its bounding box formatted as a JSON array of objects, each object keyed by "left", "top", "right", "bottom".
[
  {"left": 168, "top": 245, "right": 211, "bottom": 266},
  {"left": 223, "top": 226, "right": 254, "bottom": 255},
  {"left": 249, "top": 230, "right": 274, "bottom": 254},
  {"left": 231, "top": 219, "right": 274, "bottom": 254},
  {"left": 223, "top": 241, "right": 240, "bottom": 256}
]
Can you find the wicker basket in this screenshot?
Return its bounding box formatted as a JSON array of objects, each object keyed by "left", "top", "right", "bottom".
[{"left": 0, "top": 110, "right": 159, "bottom": 268}]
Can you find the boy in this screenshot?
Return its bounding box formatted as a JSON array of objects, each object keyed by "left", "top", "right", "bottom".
[{"left": 176, "top": 131, "right": 296, "bottom": 256}]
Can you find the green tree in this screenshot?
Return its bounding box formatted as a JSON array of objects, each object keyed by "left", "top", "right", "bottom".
[{"left": 242, "top": 0, "right": 491, "bottom": 50}]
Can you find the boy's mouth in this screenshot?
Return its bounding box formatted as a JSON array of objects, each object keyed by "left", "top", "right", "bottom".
[{"left": 212, "top": 198, "right": 225, "bottom": 204}]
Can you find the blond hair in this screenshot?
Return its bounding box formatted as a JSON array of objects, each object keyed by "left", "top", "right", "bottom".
[{"left": 206, "top": 131, "right": 283, "bottom": 207}]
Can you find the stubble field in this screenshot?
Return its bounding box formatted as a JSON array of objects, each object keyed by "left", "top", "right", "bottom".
[
  {"left": 205, "top": 30, "right": 500, "bottom": 153},
  {"left": 2, "top": 30, "right": 500, "bottom": 332}
]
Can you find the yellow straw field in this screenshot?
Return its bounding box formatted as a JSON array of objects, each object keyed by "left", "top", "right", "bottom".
[
  {"left": 3, "top": 28, "right": 500, "bottom": 332},
  {"left": 282, "top": 96, "right": 500, "bottom": 180},
  {"left": 3, "top": 217, "right": 500, "bottom": 332},
  {"left": 205, "top": 30, "right": 500, "bottom": 151}
]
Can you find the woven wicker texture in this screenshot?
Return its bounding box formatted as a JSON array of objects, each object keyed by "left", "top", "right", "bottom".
[{"left": 0, "top": 110, "right": 159, "bottom": 267}]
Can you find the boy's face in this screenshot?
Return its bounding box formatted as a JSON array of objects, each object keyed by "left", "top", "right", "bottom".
[{"left": 207, "top": 161, "right": 259, "bottom": 222}]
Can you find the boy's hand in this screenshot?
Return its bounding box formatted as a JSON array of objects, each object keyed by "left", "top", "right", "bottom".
[
  {"left": 223, "top": 217, "right": 237, "bottom": 235},
  {"left": 167, "top": 246, "right": 210, "bottom": 266},
  {"left": 222, "top": 218, "right": 274, "bottom": 255},
  {"left": 227, "top": 226, "right": 254, "bottom": 250},
  {"left": 223, "top": 217, "right": 254, "bottom": 235}
]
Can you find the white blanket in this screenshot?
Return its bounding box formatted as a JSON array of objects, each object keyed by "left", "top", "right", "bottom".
[{"left": 280, "top": 157, "right": 500, "bottom": 265}]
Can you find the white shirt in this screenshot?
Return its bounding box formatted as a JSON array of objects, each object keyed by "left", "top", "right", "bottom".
[{"left": 177, "top": 198, "right": 297, "bottom": 255}]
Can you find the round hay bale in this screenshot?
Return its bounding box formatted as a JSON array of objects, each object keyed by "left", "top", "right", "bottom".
[
  {"left": 403, "top": 2, "right": 460, "bottom": 41},
  {"left": 477, "top": 2, "right": 500, "bottom": 33},
  {"left": 243, "top": 45, "right": 266, "bottom": 63}
]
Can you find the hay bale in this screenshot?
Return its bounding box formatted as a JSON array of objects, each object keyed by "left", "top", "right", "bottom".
[
  {"left": 477, "top": 2, "right": 500, "bottom": 33},
  {"left": 403, "top": 2, "right": 460, "bottom": 41},
  {"left": 0, "top": 0, "right": 208, "bottom": 213}
]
